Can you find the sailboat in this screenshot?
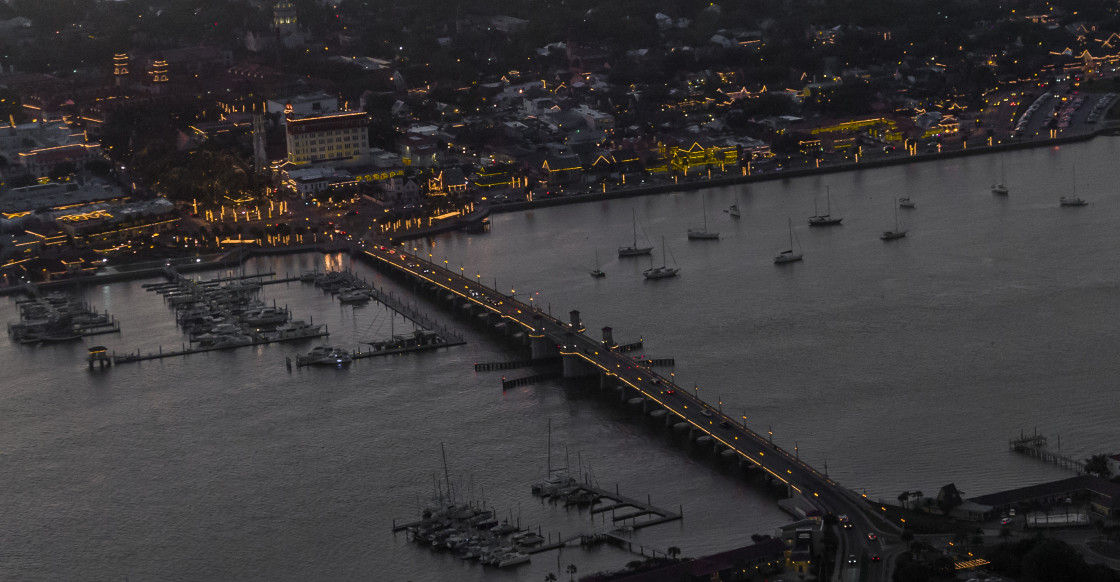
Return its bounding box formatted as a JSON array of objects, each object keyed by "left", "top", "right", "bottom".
[
  {"left": 1060, "top": 165, "right": 1088, "bottom": 206},
  {"left": 590, "top": 250, "right": 606, "bottom": 278},
  {"left": 618, "top": 209, "right": 654, "bottom": 257},
  {"left": 531, "top": 420, "right": 576, "bottom": 497},
  {"left": 991, "top": 157, "right": 1009, "bottom": 196},
  {"left": 643, "top": 236, "right": 679, "bottom": 279},
  {"left": 773, "top": 218, "right": 803, "bottom": 264},
  {"left": 688, "top": 195, "right": 720, "bottom": 240},
  {"left": 808, "top": 186, "right": 843, "bottom": 226},
  {"left": 880, "top": 198, "right": 907, "bottom": 240}
]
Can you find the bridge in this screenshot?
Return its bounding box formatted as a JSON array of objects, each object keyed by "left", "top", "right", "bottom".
[{"left": 361, "top": 244, "right": 888, "bottom": 548}]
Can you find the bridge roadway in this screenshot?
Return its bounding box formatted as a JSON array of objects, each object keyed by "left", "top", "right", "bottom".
[{"left": 363, "top": 244, "right": 891, "bottom": 561}]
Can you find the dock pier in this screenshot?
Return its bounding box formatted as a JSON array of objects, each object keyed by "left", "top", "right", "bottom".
[
  {"left": 1010, "top": 429, "right": 1085, "bottom": 473},
  {"left": 112, "top": 330, "right": 331, "bottom": 364}
]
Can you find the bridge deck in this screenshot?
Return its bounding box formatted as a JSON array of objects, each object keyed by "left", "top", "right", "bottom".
[{"left": 363, "top": 245, "right": 860, "bottom": 517}]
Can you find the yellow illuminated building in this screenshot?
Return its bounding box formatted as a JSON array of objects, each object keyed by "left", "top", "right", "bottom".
[{"left": 658, "top": 141, "right": 739, "bottom": 174}]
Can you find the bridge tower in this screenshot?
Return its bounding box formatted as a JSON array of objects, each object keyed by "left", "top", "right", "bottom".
[
  {"left": 601, "top": 326, "right": 616, "bottom": 349},
  {"left": 569, "top": 310, "right": 585, "bottom": 332}
]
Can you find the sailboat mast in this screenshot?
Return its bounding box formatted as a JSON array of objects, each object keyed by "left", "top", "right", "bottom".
[
  {"left": 632, "top": 210, "right": 638, "bottom": 247},
  {"left": 546, "top": 419, "right": 552, "bottom": 477},
  {"left": 441, "top": 442, "right": 452, "bottom": 504}
]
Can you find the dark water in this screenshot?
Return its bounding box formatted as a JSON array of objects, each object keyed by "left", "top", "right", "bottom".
[{"left": 3, "top": 139, "right": 1119, "bottom": 580}]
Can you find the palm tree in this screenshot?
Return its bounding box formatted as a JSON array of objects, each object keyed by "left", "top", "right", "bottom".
[
  {"left": 667, "top": 546, "right": 681, "bottom": 560},
  {"left": 545, "top": 574, "right": 558, "bottom": 582},
  {"left": 898, "top": 490, "right": 910, "bottom": 509},
  {"left": 911, "top": 490, "right": 924, "bottom": 511},
  {"left": 566, "top": 563, "right": 578, "bottom": 581}
]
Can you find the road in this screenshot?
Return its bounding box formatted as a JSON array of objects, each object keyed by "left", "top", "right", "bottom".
[{"left": 365, "top": 244, "right": 904, "bottom": 576}]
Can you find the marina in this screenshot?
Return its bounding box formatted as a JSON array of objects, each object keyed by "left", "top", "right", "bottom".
[
  {"left": 64, "top": 265, "right": 468, "bottom": 367},
  {"left": 7, "top": 294, "right": 121, "bottom": 344},
  {"left": 6, "top": 138, "right": 1120, "bottom": 581},
  {"left": 394, "top": 468, "right": 684, "bottom": 572}
]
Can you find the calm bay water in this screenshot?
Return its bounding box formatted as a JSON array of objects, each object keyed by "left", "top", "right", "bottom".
[{"left": 3, "top": 139, "right": 1120, "bottom": 580}]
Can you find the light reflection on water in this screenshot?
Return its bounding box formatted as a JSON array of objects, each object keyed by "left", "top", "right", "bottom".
[{"left": 4, "top": 138, "right": 1120, "bottom": 580}]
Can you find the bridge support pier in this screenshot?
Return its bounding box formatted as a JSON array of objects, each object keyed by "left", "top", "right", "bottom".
[
  {"left": 530, "top": 332, "right": 556, "bottom": 360},
  {"left": 562, "top": 353, "right": 597, "bottom": 378}
]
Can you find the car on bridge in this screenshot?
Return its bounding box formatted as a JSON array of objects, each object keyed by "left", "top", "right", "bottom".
[{"left": 867, "top": 532, "right": 877, "bottom": 541}]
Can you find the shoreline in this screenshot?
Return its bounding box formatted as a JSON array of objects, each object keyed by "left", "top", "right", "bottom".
[
  {"left": 484, "top": 124, "right": 1119, "bottom": 215},
  {"left": 4, "top": 124, "right": 1117, "bottom": 296}
]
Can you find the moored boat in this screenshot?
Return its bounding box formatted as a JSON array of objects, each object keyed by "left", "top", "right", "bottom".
[
  {"left": 272, "top": 320, "right": 324, "bottom": 339},
  {"left": 643, "top": 236, "right": 680, "bottom": 279},
  {"left": 296, "top": 345, "right": 352, "bottom": 366},
  {"left": 496, "top": 551, "right": 531, "bottom": 568},
  {"left": 618, "top": 209, "right": 653, "bottom": 257},
  {"left": 774, "top": 218, "right": 804, "bottom": 264}
]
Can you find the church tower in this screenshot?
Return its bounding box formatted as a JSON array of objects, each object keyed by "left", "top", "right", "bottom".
[
  {"left": 273, "top": 2, "right": 298, "bottom": 34},
  {"left": 112, "top": 53, "right": 130, "bottom": 87}
]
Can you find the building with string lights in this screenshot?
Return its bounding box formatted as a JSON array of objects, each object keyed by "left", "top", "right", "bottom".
[{"left": 284, "top": 111, "right": 370, "bottom": 166}]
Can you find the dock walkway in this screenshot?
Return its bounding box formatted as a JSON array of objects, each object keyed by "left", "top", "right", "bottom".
[
  {"left": 113, "top": 331, "right": 330, "bottom": 364},
  {"left": 1010, "top": 430, "right": 1085, "bottom": 473}
]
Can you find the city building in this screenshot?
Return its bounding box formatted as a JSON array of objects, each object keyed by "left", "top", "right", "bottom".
[
  {"left": 284, "top": 111, "right": 370, "bottom": 165},
  {"left": 267, "top": 92, "right": 340, "bottom": 119}
]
